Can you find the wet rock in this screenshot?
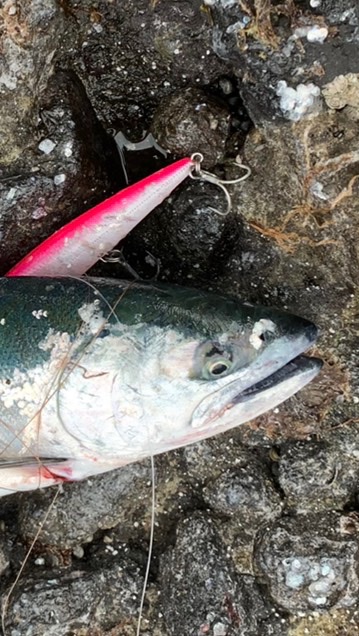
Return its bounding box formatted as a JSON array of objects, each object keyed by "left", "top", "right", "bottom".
[
  {"left": 18, "top": 452, "right": 195, "bottom": 553},
  {"left": 61, "top": 0, "right": 228, "bottom": 135},
  {"left": 255, "top": 512, "right": 359, "bottom": 612},
  {"left": 207, "top": 0, "right": 359, "bottom": 124},
  {"left": 183, "top": 436, "right": 243, "bottom": 482},
  {"left": 277, "top": 439, "right": 359, "bottom": 511},
  {"left": 0, "top": 0, "right": 64, "bottom": 166},
  {"left": 183, "top": 440, "right": 284, "bottom": 573},
  {"left": 4, "top": 556, "right": 141, "bottom": 635},
  {"left": 203, "top": 456, "right": 282, "bottom": 521},
  {"left": 220, "top": 112, "right": 359, "bottom": 313},
  {"left": 18, "top": 462, "right": 153, "bottom": 549},
  {"left": 0, "top": 70, "right": 122, "bottom": 272},
  {"left": 160, "top": 512, "right": 270, "bottom": 636},
  {"left": 151, "top": 87, "right": 230, "bottom": 167},
  {"left": 203, "top": 454, "right": 283, "bottom": 574}
]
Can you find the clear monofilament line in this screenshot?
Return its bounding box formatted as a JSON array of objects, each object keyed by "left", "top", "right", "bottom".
[{"left": 136, "top": 454, "right": 156, "bottom": 636}]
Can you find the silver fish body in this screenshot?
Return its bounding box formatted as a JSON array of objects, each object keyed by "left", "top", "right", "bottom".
[{"left": 0, "top": 277, "right": 322, "bottom": 495}]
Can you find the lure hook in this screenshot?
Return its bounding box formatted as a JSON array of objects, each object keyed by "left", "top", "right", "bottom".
[{"left": 189, "top": 152, "right": 251, "bottom": 216}]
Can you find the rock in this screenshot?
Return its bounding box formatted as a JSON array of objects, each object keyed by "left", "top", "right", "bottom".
[
  {"left": 202, "top": 456, "right": 282, "bottom": 521},
  {"left": 255, "top": 512, "right": 359, "bottom": 612},
  {"left": 18, "top": 452, "right": 195, "bottom": 553},
  {"left": 160, "top": 512, "right": 270, "bottom": 635},
  {"left": 120, "top": 176, "right": 243, "bottom": 284},
  {"left": 18, "top": 462, "right": 153, "bottom": 549},
  {"left": 203, "top": 455, "right": 283, "bottom": 573},
  {"left": 4, "top": 556, "right": 141, "bottom": 635},
  {"left": 0, "top": 70, "right": 122, "bottom": 273},
  {"left": 0, "top": 0, "right": 64, "bottom": 166},
  {"left": 151, "top": 87, "right": 230, "bottom": 167},
  {"left": 277, "top": 439, "right": 359, "bottom": 511},
  {"left": 62, "top": 0, "right": 228, "bottom": 134},
  {"left": 206, "top": 0, "right": 359, "bottom": 124}
]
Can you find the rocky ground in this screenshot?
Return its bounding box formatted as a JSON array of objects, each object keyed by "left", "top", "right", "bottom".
[{"left": 0, "top": 0, "right": 359, "bottom": 634}]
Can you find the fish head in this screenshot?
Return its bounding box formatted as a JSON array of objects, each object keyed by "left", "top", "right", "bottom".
[{"left": 109, "top": 285, "right": 322, "bottom": 456}]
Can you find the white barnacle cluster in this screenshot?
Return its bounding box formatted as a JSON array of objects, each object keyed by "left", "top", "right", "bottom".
[
  {"left": 293, "top": 25, "right": 328, "bottom": 44},
  {"left": 283, "top": 556, "right": 338, "bottom": 607},
  {"left": 31, "top": 308, "right": 48, "bottom": 320},
  {"left": 249, "top": 319, "right": 276, "bottom": 350},
  {"left": 78, "top": 299, "right": 108, "bottom": 335},
  {"left": 276, "top": 81, "right": 322, "bottom": 122}
]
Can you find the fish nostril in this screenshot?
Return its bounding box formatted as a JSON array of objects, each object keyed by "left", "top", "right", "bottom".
[
  {"left": 258, "top": 330, "right": 276, "bottom": 344},
  {"left": 304, "top": 322, "right": 319, "bottom": 345}
]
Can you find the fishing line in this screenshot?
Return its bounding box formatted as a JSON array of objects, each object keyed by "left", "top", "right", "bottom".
[
  {"left": 68, "top": 277, "right": 158, "bottom": 634},
  {"left": 136, "top": 453, "right": 156, "bottom": 636},
  {"left": 1, "top": 276, "right": 157, "bottom": 631},
  {"left": 73, "top": 276, "right": 158, "bottom": 635},
  {"left": 1, "top": 485, "right": 61, "bottom": 635},
  {"left": 0, "top": 277, "right": 138, "bottom": 631}
]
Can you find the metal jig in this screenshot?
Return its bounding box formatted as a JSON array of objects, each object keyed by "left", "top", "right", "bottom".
[{"left": 189, "top": 152, "right": 251, "bottom": 216}]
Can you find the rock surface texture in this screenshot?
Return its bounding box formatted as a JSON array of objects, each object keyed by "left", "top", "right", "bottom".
[{"left": 0, "top": 0, "right": 358, "bottom": 634}]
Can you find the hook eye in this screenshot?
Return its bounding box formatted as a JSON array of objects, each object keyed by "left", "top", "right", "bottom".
[{"left": 189, "top": 154, "right": 251, "bottom": 216}]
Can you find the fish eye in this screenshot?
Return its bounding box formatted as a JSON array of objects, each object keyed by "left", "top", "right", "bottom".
[
  {"left": 194, "top": 341, "right": 234, "bottom": 380},
  {"left": 206, "top": 359, "right": 232, "bottom": 378}
]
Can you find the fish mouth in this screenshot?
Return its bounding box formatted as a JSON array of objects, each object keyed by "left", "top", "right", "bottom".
[{"left": 233, "top": 354, "right": 322, "bottom": 405}]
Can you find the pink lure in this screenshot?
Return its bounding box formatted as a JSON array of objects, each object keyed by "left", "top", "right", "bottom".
[{"left": 7, "top": 157, "right": 193, "bottom": 277}]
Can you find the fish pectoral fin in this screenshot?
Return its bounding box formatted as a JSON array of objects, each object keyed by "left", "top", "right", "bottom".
[
  {"left": 0, "top": 457, "right": 128, "bottom": 496},
  {"left": 0, "top": 457, "right": 67, "bottom": 470},
  {"left": 0, "top": 457, "right": 72, "bottom": 497}
]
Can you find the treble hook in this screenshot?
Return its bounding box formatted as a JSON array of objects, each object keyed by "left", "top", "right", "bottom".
[{"left": 189, "top": 152, "right": 251, "bottom": 216}]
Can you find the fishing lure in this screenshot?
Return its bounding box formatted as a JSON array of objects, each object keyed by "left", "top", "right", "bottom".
[
  {"left": 7, "top": 154, "right": 250, "bottom": 278},
  {"left": 6, "top": 158, "right": 194, "bottom": 277}
]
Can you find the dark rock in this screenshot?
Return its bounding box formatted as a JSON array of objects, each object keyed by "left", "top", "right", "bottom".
[
  {"left": 0, "top": 0, "right": 64, "bottom": 165},
  {"left": 18, "top": 452, "right": 195, "bottom": 553},
  {"left": 61, "top": 0, "right": 230, "bottom": 134},
  {"left": 255, "top": 512, "right": 359, "bottom": 612},
  {"left": 0, "top": 70, "right": 122, "bottom": 273},
  {"left": 206, "top": 0, "right": 359, "bottom": 124},
  {"left": 151, "top": 87, "right": 230, "bottom": 167},
  {"left": 18, "top": 462, "right": 153, "bottom": 549},
  {"left": 203, "top": 454, "right": 283, "bottom": 574},
  {"left": 121, "top": 177, "right": 243, "bottom": 285},
  {"left": 203, "top": 456, "right": 282, "bottom": 521},
  {"left": 160, "top": 512, "right": 270, "bottom": 636},
  {"left": 4, "top": 557, "right": 142, "bottom": 635},
  {"left": 277, "top": 439, "right": 359, "bottom": 511}
]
